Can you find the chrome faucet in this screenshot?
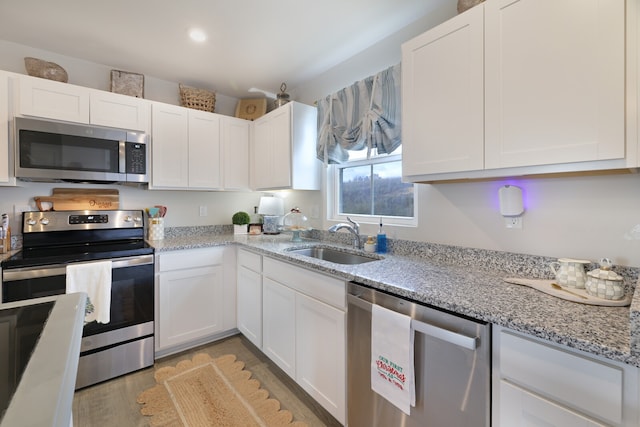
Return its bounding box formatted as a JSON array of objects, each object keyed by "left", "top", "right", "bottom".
[{"left": 328, "top": 217, "right": 362, "bottom": 249}]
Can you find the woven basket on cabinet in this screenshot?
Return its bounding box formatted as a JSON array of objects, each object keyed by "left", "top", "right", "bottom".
[{"left": 179, "top": 83, "right": 216, "bottom": 112}]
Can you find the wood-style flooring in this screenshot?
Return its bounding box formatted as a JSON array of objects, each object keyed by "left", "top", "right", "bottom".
[{"left": 72, "top": 334, "right": 342, "bottom": 426}]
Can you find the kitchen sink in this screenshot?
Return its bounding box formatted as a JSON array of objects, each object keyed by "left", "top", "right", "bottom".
[{"left": 286, "top": 247, "right": 381, "bottom": 265}]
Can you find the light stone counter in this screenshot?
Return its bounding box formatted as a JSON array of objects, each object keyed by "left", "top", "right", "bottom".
[{"left": 151, "top": 228, "right": 640, "bottom": 368}]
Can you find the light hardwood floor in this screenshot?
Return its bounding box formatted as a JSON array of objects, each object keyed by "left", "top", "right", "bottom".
[{"left": 73, "top": 334, "right": 342, "bottom": 426}]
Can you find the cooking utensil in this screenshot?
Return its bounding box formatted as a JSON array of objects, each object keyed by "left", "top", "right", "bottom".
[
  {"left": 154, "top": 205, "right": 167, "bottom": 217},
  {"left": 550, "top": 282, "right": 588, "bottom": 299},
  {"left": 147, "top": 207, "right": 160, "bottom": 218}
]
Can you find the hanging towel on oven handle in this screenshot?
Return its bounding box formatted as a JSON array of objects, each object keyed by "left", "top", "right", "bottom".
[
  {"left": 66, "top": 260, "right": 112, "bottom": 324},
  {"left": 371, "top": 303, "right": 416, "bottom": 415}
]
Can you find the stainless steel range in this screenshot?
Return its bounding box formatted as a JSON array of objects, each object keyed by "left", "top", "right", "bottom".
[{"left": 1, "top": 210, "right": 155, "bottom": 389}]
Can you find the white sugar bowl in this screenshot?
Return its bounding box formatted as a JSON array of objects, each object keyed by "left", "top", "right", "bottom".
[{"left": 585, "top": 258, "right": 625, "bottom": 300}]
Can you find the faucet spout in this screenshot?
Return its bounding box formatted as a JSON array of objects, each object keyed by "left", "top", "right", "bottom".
[{"left": 328, "top": 217, "right": 362, "bottom": 249}]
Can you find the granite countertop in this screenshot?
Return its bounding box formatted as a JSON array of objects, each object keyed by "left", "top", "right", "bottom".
[{"left": 152, "top": 230, "right": 639, "bottom": 368}]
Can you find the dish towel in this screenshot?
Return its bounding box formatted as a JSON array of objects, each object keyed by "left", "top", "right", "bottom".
[
  {"left": 371, "top": 303, "right": 416, "bottom": 415},
  {"left": 66, "top": 260, "right": 112, "bottom": 324}
]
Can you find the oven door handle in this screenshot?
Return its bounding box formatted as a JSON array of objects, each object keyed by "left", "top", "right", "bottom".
[
  {"left": 2, "top": 254, "right": 154, "bottom": 281},
  {"left": 347, "top": 292, "right": 479, "bottom": 351}
]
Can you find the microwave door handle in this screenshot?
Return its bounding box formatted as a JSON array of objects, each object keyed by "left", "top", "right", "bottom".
[
  {"left": 119, "top": 140, "right": 126, "bottom": 173},
  {"left": 347, "top": 293, "right": 479, "bottom": 351}
]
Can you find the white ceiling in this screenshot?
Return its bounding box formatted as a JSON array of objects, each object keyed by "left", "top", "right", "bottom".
[{"left": 0, "top": 0, "right": 450, "bottom": 99}]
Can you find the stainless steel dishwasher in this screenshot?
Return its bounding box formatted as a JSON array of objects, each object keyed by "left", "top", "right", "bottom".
[{"left": 347, "top": 282, "right": 491, "bottom": 427}]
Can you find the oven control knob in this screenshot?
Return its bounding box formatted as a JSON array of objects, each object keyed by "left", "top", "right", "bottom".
[
  {"left": 134, "top": 216, "right": 142, "bottom": 223},
  {"left": 26, "top": 218, "right": 37, "bottom": 226},
  {"left": 39, "top": 218, "right": 50, "bottom": 225},
  {"left": 124, "top": 215, "right": 133, "bottom": 223}
]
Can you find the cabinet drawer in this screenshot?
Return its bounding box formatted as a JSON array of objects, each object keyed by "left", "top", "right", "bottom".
[
  {"left": 499, "top": 330, "right": 623, "bottom": 425},
  {"left": 238, "top": 249, "right": 261, "bottom": 272},
  {"left": 263, "top": 257, "right": 345, "bottom": 310},
  {"left": 157, "top": 247, "right": 224, "bottom": 272}
]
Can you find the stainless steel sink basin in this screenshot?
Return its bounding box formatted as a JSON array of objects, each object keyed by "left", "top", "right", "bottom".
[{"left": 287, "top": 247, "right": 381, "bottom": 265}]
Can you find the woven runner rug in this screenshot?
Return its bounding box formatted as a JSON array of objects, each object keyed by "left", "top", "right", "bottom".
[{"left": 137, "top": 353, "right": 308, "bottom": 427}]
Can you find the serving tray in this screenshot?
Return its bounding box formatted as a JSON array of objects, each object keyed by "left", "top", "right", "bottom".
[{"left": 503, "top": 277, "right": 631, "bottom": 306}]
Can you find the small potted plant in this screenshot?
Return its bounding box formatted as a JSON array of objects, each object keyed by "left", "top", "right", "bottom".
[{"left": 232, "top": 211, "right": 250, "bottom": 235}]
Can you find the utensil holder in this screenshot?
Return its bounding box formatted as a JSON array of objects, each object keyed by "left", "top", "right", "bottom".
[{"left": 148, "top": 218, "right": 164, "bottom": 240}]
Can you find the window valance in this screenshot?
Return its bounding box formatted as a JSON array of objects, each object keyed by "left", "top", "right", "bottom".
[{"left": 316, "top": 63, "right": 401, "bottom": 164}]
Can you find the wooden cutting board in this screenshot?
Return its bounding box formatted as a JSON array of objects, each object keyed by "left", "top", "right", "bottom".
[
  {"left": 34, "top": 188, "right": 119, "bottom": 211},
  {"left": 503, "top": 277, "right": 631, "bottom": 306}
]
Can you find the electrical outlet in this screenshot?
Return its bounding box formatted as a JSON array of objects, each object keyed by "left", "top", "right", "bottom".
[
  {"left": 199, "top": 206, "right": 207, "bottom": 217},
  {"left": 504, "top": 216, "right": 523, "bottom": 229}
]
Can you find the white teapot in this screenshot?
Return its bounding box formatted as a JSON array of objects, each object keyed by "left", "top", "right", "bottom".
[{"left": 549, "top": 258, "right": 590, "bottom": 289}]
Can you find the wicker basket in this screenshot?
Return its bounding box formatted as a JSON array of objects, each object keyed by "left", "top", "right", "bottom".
[{"left": 179, "top": 83, "right": 216, "bottom": 112}]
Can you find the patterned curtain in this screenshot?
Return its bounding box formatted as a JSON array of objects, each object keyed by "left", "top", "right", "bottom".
[{"left": 316, "top": 63, "right": 401, "bottom": 164}]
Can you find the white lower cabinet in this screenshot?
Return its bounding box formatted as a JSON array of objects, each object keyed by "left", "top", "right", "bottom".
[
  {"left": 295, "top": 291, "right": 345, "bottom": 422},
  {"left": 262, "top": 277, "right": 296, "bottom": 378},
  {"left": 259, "top": 256, "right": 346, "bottom": 425},
  {"left": 156, "top": 247, "right": 236, "bottom": 356},
  {"left": 500, "top": 381, "right": 607, "bottom": 427},
  {"left": 493, "top": 326, "right": 640, "bottom": 427},
  {"left": 236, "top": 249, "right": 263, "bottom": 348}
]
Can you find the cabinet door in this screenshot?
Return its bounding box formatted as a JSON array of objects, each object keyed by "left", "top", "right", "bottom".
[
  {"left": 262, "top": 277, "right": 296, "bottom": 378},
  {"left": 158, "top": 265, "right": 223, "bottom": 349},
  {"left": 252, "top": 106, "right": 292, "bottom": 190},
  {"left": 151, "top": 103, "right": 189, "bottom": 188},
  {"left": 499, "top": 381, "right": 606, "bottom": 427},
  {"left": 237, "top": 265, "right": 262, "bottom": 348},
  {"left": 296, "top": 292, "right": 346, "bottom": 425},
  {"left": 221, "top": 116, "right": 250, "bottom": 190},
  {"left": 484, "top": 0, "right": 625, "bottom": 169},
  {"left": 188, "top": 110, "right": 221, "bottom": 189},
  {"left": 401, "top": 4, "right": 484, "bottom": 177},
  {"left": 90, "top": 90, "right": 150, "bottom": 132},
  {"left": 0, "top": 72, "right": 13, "bottom": 186},
  {"left": 17, "top": 75, "right": 90, "bottom": 123}
]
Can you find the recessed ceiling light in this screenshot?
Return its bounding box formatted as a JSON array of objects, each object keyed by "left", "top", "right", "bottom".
[{"left": 189, "top": 28, "right": 207, "bottom": 43}]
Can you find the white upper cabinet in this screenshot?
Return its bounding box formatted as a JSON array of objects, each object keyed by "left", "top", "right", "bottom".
[
  {"left": 188, "top": 109, "right": 222, "bottom": 190},
  {"left": 402, "top": 0, "right": 631, "bottom": 182},
  {"left": 402, "top": 4, "right": 484, "bottom": 176},
  {"left": 151, "top": 102, "right": 189, "bottom": 188},
  {"left": 484, "top": 0, "right": 625, "bottom": 169},
  {"left": 89, "top": 90, "right": 150, "bottom": 133},
  {"left": 150, "top": 103, "right": 250, "bottom": 191},
  {"left": 16, "top": 75, "right": 90, "bottom": 123},
  {"left": 252, "top": 102, "right": 320, "bottom": 191},
  {"left": 221, "top": 116, "right": 250, "bottom": 190},
  {"left": 0, "top": 72, "right": 14, "bottom": 186},
  {"left": 15, "top": 74, "right": 150, "bottom": 131}
]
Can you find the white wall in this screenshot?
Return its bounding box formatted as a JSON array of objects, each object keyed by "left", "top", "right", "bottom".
[
  {"left": 3, "top": 2, "right": 640, "bottom": 269},
  {"left": 0, "top": 41, "right": 322, "bottom": 233},
  {"left": 0, "top": 182, "right": 321, "bottom": 233},
  {"left": 293, "top": 3, "right": 640, "bottom": 268},
  {"left": 0, "top": 40, "right": 239, "bottom": 116}
]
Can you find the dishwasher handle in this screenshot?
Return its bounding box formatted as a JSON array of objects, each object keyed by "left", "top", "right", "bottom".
[{"left": 347, "top": 292, "right": 479, "bottom": 351}]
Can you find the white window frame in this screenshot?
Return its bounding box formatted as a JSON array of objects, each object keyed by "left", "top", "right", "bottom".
[{"left": 327, "top": 154, "right": 418, "bottom": 227}]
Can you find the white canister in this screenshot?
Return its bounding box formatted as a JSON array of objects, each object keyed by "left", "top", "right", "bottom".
[
  {"left": 148, "top": 218, "right": 164, "bottom": 240},
  {"left": 364, "top": 236, "right": 376, "bottom": 253}
]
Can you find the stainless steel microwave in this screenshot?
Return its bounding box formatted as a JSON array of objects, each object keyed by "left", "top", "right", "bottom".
[{"left": 14, "top": 117, "right": 149, "bottom": 184}]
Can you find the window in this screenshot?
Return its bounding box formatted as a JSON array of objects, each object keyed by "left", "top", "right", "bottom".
[{"left": 329, "top": 149, "right": 417, "bottom": 227}]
